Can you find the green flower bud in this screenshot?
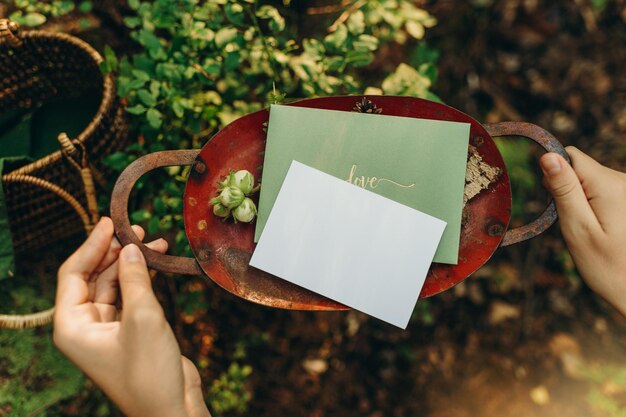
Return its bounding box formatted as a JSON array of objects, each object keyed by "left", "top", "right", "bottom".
[
  {"left": 220, "top": 186, "right": 245, "bottom": 209},
  {"left": 232, "top": 198, "right": 257, "bottom": 223},
  {"left": 213, "top": 203, "right": 231, "bottom": 218},
  {"left": 231, "top": 170, "right": 255, "bottom": 195}
]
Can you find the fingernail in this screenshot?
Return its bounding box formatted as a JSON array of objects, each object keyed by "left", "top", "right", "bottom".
[
  {"left": 123, "top": 244, "right": 143, "bottom": 263},
  {"left": 541, "top": 154, "right": 561, "bottom": 176}
]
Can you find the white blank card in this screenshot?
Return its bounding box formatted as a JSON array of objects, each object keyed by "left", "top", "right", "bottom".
[{"left": 250, "top": 161, "right": 446, "bottom": 329}]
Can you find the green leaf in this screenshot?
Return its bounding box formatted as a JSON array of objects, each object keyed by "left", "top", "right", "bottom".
[
  {"left": 410, "top": 43, "right": 440, "bottom": 66},
  {"left": 256, "top": 5, "right": 285, "bottom": 33},
  {"left": 406, "top": 21, "right": 425, "bottom": 39},
  {"left": 124, "top": 16, "right": 141, "bottom": 28},
  {"left": 128, "top": 0, "right": 141, "bottom": 10},
  {"left": 132, "top": 69, "right": 150, "bottom": 82},
  {"left": 225, "top": 3, "right": 244, "bottom": 25},
  {"left": 159, "top": 215, "right": 173, "bottom": 230},
  {"left": 215, "top": 27, "right": 238, "bottom": 48},
  {"left": 131, "top": 209, "right": 152, "bottom": 222},
  {"left": 146, "top": 108, "right": 163, "bottom": 129},
  {"left": 132, "top": 54, "right": 155, "bottom": 72},
  {"left": 172, "top": 100, "right": 185, "bottom": 118},
  {"left": 103, "top": 152, "right": 134, "bottom": 170},
  {"left": 156, "top": 63, "right": 182, "bottom": 82},
  {"left": 137, "top": 29, "right": 162, "bottom": 54},
  {"left": 424, "top": 91, "right": 443, "bottom": 103},
  {"left": 79, "top": 18, "right": 92, "bottom": 30},
  {"left": 323, "top": 24, "right": 348, "bottom": 51},
  {"left": 126, "top": 104, "right": 147, "bottom": 115},
  {"left": 100, "top": 45, "right": 118, "bottom": 75},
  {"left": 79, "top": 1, "right": 93, "bottom": 13},
  {"left": 149, "top": 80, "right": 161, "bottom": 97},
  {"left": 167, "top": 197, "right": 183, "bottom": 211},
  {"left": 153, "top": 196, "right": 167, "bottom": 215},
  {"left": 137, "top": 89, "right": 157, "bottom": 107},
  {"left": 347, "top": 10, "right": 365, "bottom": 35},
  {"left": 127, "top": 78, "right": 148, "bottom": 90},
  {"left": 203, "top": 59, "right": 222, "bottom": 76},
  {"left": 224, "top": 52, "right": 241, "bottom": 71},
  {"left": 325, "top": 56, "right": 344, "bottom": 72},
  {"left": 22, "top": 13, "right": 46, "bottom": 27},
  {"left": 418, "top": 63, "right": 438, "bottom": 84},
  {"left": 302, "top": 39, "right": 325, "bottom": 60},
  {"left": 148, "top": 216, "right": 160, "bottom": 234},
  {"left": 353, "top": 34, "right": 379, "bottom": 52},
  {"left": 382, "top": 63, "right": 431, "bottom": 97},
  {"left": 345, "top": 50, "right": 374, "bottom": 67}
]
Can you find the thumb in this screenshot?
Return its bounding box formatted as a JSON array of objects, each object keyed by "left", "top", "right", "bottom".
[
  {"left": 118, "top": 244, "right": 160, "bottom": 312},
  {"left": 540, "top": 152, "right": 599, "bottom": 235}
]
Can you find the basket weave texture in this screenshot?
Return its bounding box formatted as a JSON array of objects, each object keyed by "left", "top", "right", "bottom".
[
  {"left": 0, "top": 19, "right": 130, "bottom": 329},
  {"left": 0, "top": 21, "right": 129, "bottom": 252}
]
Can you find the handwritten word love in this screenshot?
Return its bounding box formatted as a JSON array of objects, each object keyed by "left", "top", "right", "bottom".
[{"left": 346, "top": 164, "right": 415, "bottom": 190}]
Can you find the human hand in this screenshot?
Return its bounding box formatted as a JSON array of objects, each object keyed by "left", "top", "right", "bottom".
[
  {"left": 53, "top": 217, "right": 211, "bottom": 417},
  {"left": 540, "top": 147, "right": 626, "bottom": 315}
]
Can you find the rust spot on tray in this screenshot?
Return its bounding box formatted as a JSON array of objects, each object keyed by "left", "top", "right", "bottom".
[
  {"left": 464, "top": 145, "right": 502, "bottom": 204},
  {"left": 221, "top": 247, "right": 252, "bottom": 277}
]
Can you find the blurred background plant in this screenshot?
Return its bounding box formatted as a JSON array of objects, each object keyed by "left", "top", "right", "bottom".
[{"left": 0, "top": 284, "right": 84, "bottom": 416}]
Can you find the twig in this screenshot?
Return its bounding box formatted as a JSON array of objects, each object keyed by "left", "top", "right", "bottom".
[
  {"left": 573, "top": 0, "right": 598, "bottom": 32},
  {"left": 328, "top": 0, "right": 368, "bottom": 33},
  {"left": 307, "top": 0, "right": 353, "bottom": 15},
  {"left": 189, "top": 60, "right": 213, "bottom": 81},
  {"left": 191, "top": 126, "right": 217, "bottom": 144},
  {"left": 520, "top": 239, "right": 542, "bottom": 340},
  {"left": 481, "top": 79, "right": 523, "bottom": 121}
]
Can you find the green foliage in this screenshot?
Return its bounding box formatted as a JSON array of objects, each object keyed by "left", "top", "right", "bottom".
[
  {"left": 579, "top": 362, "right": 626, "bottom": 417},
  {"left": 590, "top": 0, "right": 607, "bottom": 13},
  {"left": 360, "top": 0, "right": 437, "bottom": 43},
  {"left": 99, "top": 0, "right": 440, "bottom": 255},
  {"left": 8, "top": 0, "right": 92, "bottom": 27},
  {"left": 207, "top": 363, "right": 253, "bottom": 416},
  {"left": 0, "top": 288, "right": 84, "bottom": 416},
  {"left": 411, "top": 299, "right": 434, "bottom": 325},
  {"left": 495, "top": 138, "right": 537, "bottom": 220}
]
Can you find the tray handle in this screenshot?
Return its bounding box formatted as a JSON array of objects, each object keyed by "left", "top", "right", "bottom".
[
  {"left": 483, "top": 121, "right": 570, "bottom": 247},
  {"left": 110, "top": 150, "right": 204, "bottom": 275}
]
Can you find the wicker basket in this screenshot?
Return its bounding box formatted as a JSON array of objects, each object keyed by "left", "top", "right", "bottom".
[{"left": 0, "top": 19, "right": 130, "bottom": 328}]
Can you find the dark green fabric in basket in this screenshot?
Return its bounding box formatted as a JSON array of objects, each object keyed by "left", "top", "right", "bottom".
[
  {"left": 0, "top": 109, "right": 33, "bottom": 280},
  {"left": 0, "top": 97, "right": 99, "bottom": 280},
  {"left": 0, "top": 158, "right": 29, "bottom": 280}
]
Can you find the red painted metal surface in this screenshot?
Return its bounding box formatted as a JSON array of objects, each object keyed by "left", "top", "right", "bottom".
[
  {"left": 111, "top": 96, "right": 567, "bottom": 310},
  {"left": 184, "top": 96, "right": 509, "bottom": 304}
]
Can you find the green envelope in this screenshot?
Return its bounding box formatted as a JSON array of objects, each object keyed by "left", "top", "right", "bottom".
[{"left": 254, "top": 105, "right": 470, "bottom": 264}]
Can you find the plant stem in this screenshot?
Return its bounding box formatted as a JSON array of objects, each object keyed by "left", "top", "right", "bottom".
[
  {"left": 246, "top": 2, "right": 280, "bottom": 84},
  {"left": 328, "top": 0, "right": 367, "bottom": 33},
  {"left": 307, "top": 0, "right": 353, "bottom": 15}
]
